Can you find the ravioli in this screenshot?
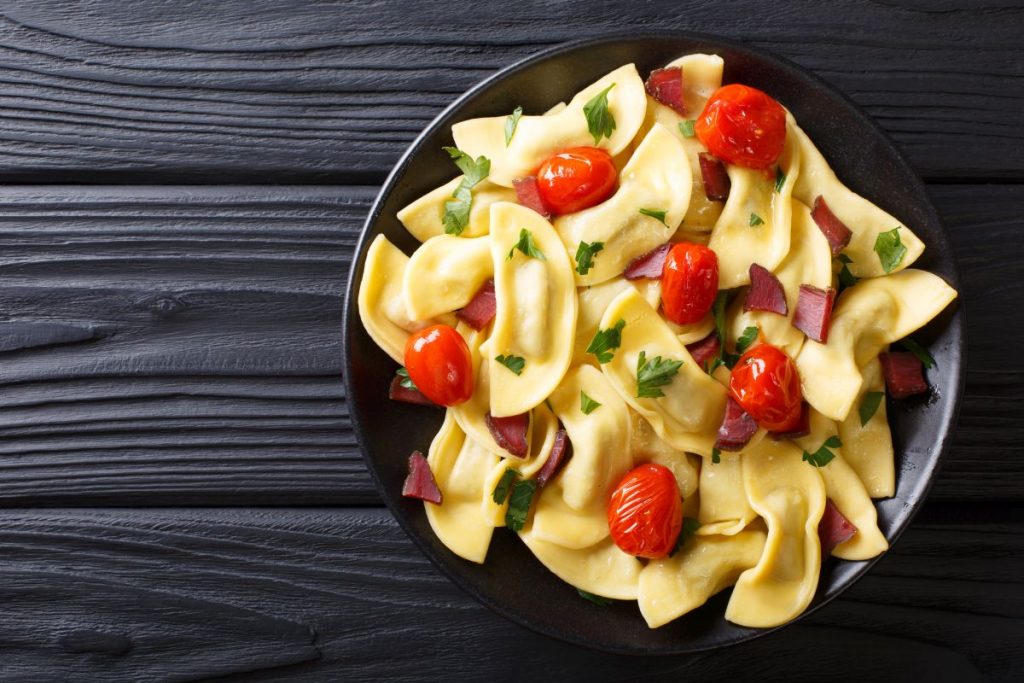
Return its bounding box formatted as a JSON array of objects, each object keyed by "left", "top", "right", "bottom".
[
  {"left": 397, "top": 178, "right": 516, "bottom": 242},
  {"left": 555, "top": 123, "right": 692, "bottom": 286},
  {"left": 403, "top": 234, "right": 493, "bottom": 320},
  {"left": 518, "top": 531, "right": 644, "bottom": 600},
  {"left": 452, "top": 64, "right": 647, "bottom": 187},
  {"left": 836, "top": 358, "right": 895, "bottom": 498},
  {"left": 488, "top": 202, "right": 577, "bottom": 417},
  {"left": 697, "top": 450, "right": 758, "bottom": 536},
  {"left": 573, "top": 278, "right": 661, "bottom": 367}
]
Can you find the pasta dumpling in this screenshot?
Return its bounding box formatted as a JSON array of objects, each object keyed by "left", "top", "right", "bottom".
[
  {"left": 837, "top": 358, "right": 896, "bottom": 498},
  {"left": 403, "top": 234, "right": 493, "bottom": 320},
  {"left": 397, "top": 178, "right": 516, "bottom": 242}
]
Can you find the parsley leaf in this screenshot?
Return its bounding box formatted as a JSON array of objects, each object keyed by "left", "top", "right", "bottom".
[
  {"left": 505, "top": 479, "right": 537, "bottom": 532},
  {"left": 440, "top": 147, "right": 490, "bottom": 235},
  {"left": 711, "top": 447, "right": 721, "bottom": 464},
  {"left": 639, "top": 208, "right": 668, "bottom": 225},
  {"left": 900, "top": 338, "right": 936, "bottom": 369},
  {"left": 636, "top": 350, "right": 684, "bottom": 399},
  {"left": 709, "top": 290, "right": 740, "bottom": 371},
  {"left": 859, "top": 391, "right": 884, "bottom": 427},
  {"left": 580, "top": 391, "right": 601, "bottom": 415},
  {"left": 736, "top": 325, "right": 759, "bottom": 354},
  {"left": 583, "top": 83, "right": 616, "bottom": 144},
  {"left": 574, "top": 240, "right": 604, "bottom": 275},
  {"left": 774, "top": 167, "right": 787, "bottom": 193},
  {"left": 874, "top": 227, "right": 907, "bottom": 274},
  {"left": 679, "top": 119, "right": 696, "bottom": 138},
  {"left": 749, "top": 212, "right": 765, "bottom": 227},
  {"left": 577, "top": 589, "right": 612, "bottom": 606},
  {"left": 837, "top": 252, "right": 858, "bottom": 290},
  {"left": 670, "top": 517, "right": 701, "bottom": 557},
  {"left": 495, "top": 354, "right": 525, "bottom": 376},
  {"left": 507, "top": 228, "right": 546, "bottom": 261},
  {"left": 588, "top": 319, "right": 625, "bottom": 364},
  {"left": 504, "top": 105, "right": 523, "bottom": 146},
  {"left": 396, "top": 367, "right": 417, "bottom": 391},
  {"left": 491, "top": 467, "right": 520, "bottom": 504},
  {"left": 802, "top": 435, "right": 842, "bottom": 468}
]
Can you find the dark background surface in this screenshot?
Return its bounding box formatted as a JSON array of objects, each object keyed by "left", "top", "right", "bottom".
[{"left": 0, "top": 1, "right": 1020, "bottom": 680}]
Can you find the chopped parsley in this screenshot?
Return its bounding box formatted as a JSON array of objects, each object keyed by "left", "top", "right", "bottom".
[
  {"left": 505, "top": 479, "right": 537, "bottom": 532},
  {"left": 639, "top": 208, "right": 668, "bottom": 225},
  {"left": 395, "top": 367, "right": 417, "bottom": 391},
  {"left": 504, "top": 105, "right": 523, "bottom": 146},
  {"left": 441, "top": 146, "right": 490, "bottom": 236},
  {"left": 580, "top": 391, "right": 601, "bottom": 415},
  {"left": 678, "top": 119, "right": 696, "bottom": 138},
  {"left": 708, "top": 291, "right": 740, "bottom": 372},
  {"left": 874, "top": 227, "right": 907, "bottom": 274},
  {"left": 670, "top": 517, "right": 701, "bottom": 557},
  {"left": 749, "top": 212, "right": 765, "bottom": 227},
  {"left": 588, "top": 319, "right": 625, "bottom": 364},
  {"left": 636, "top": 350, "right": 684, "bottom": 399},
  {"left": 837, "top": 252, "right": 858, "bottom": 289},
  {"left": 802, "top": 435, "right": 842, "bottom": 468},
  {"left": 574, "top": 240, "right": 604, "bottom": 275},
  {"left": 577, "top": 589, "right": 612, "bottom": 606},
  {"left": 495, "top": 354, "right": 526, "bottom": 376},
  {"left": 774, "top": 167, "right": 787, "bottom": 193},
  {"left": 491, "top": 467, "right": 520, "bottom": 504},
  {"left": 736, "top": 325, "right": 759, "bottom": 354},
  {"left": 859, "top": 391, "right": 884, "bottom": 427},
  {"left": 583, "top": 83, "right": 616, "bottom": 144},
  {"left": 507, "top": 228, "right": 546, "bottom": 261},
  {"left": 711, "top": 447, "right": 721, "bottom": 464},
  {"left": 900, "top": 337, "right": 936, "bottom": 369}
]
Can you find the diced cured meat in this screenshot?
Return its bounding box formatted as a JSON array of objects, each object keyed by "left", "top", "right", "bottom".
[
  {"left": 536, "top": 429, "right": 572, "bottom": 487},
  {"left": 715, "top": 397, "right": 758, "bottom": 451},
  {"left": 880, "top": 352, "right": 929, "bottom": 398},
  {"left": 685, "top": 331, "right": 721, "bottom": 368},
  {"left": 819, "top": 498, "right": 857, "bottom": 556},
  {"left": 698, "top": 153, "right": 731, "bottom": 202},
  {"left": 486, "top": 411, "right": 530, "bottom": 458},
  {"left": 513, "top": 176, "right": 553, "bottom": 219},
  {"left": 811, "top": 196, "right": 853, "bottom": 256},
  {"left": 623, "top": 243, "right": 670, "bottom": 280},
  {"left": 745, "top": 264, "right": 788, "bottom": 315},
  {"left": 402, "top": 451, "right": 443, "bottom": 504},
  {"left": 456, "top": 280, "right": 497, "bottom": 331},
  {"left": 792, "top": 284, "right": 837, "bottom": 343},
  {"left": 388, "top": 375, "right": 438, "bottom": 407},
  {"left": 644, "top": 66, "right": 687, "bottom": 116}
]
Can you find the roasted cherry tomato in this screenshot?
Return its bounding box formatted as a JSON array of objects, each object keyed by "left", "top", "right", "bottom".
[
  {"left": 607, "top": 463, "right": 683, "bottom": 559},
  {"left": 661, "top": 242, "right": 719, "bottom": 325},
  {"left": 729, "top": 343, "right": 803, "bottom": 432},
  {"left": 403, "top": 324, "right": 473, "bottom": 407},
  {"left": 535, "top": 147, "right": 617, "bottom": 215},
  {"left": 695, "top": 84, "right": 786, "bottom": 169}
]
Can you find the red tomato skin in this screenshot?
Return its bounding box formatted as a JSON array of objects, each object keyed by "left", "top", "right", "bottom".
[
  {"left": 607, "top": 463, "right": 683, "bottom": 559},
  {"left": 695, "top": 84, "right": 787, "bottom": 170},
  {"left": 729, "top": 344, "right": 803, "bottom": 431},
  {"left": 403, "top": 325, "right": 473, "bottom": 407},
  {"left": 535, "top": 147, "right": 618, "bottom": 215},
  {"left": 661, "top": 242, "right": 719, "bottom": 325}
]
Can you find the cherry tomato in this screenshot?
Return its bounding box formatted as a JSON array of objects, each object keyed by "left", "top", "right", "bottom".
[
  {"left": 695, "top": 84, "right": 787, "bottom": 169},
  {"left": 729, "top": 343, "right": 803, "bottom": 432},
  {"left": 661, "top": 242, "right": 719, "bottom": 325},
  {"left": 535, "top": 147, "right": 617, "bottom": 215},
  {"left": 607, "top": 463, "right": 683, "bottom": 559},
  {"left": 403, "top": 324, "right": 473, "bottom": 407}
]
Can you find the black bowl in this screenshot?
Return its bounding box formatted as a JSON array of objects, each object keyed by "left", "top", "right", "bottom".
[{"left": 342, "top": 32, "right": 965, "bottom": 654}]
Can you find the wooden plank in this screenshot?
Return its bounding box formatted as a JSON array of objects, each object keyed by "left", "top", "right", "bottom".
[
  {"left": 0, "top": 0, "right": 1020, "bottom": 183},
  {"left": 0, "top": 505, "right": 1018, "bottom": 681},
  {"left": 0, "top": 184, "right": 1017, "bottom": 505}
]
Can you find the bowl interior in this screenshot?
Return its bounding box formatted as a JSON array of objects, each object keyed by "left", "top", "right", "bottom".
[{"left": 342, "top": 33, "right": 964, "bottom": 654}]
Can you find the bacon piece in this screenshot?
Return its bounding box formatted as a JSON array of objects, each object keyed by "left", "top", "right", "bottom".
[
  {"left": 715, "top": 397, "right": 758, "bottom": 451},
  {"left": 819, "top": 499, "right": 857, "bottom": 556},
  {"left": 792, "top": 284, "right": 837, "bottom": 343},
  {"left": 879, "top": 352, "right": 929, "bottom": 398},
  {"left": 536, "top": 428, "right": 572, "bottom": 488},
  {"left": 644, "top": 66, "right": 687, "bottom": 116},
  {"left": 513, "top": 176, "right": 552, "bottom": 219},
  {"left": 811, "top": 196, "right": 853, "bottom": 256},
  {"left": 745, "top": 264, "right": 788, "bottom": 315},
  {"left": 623, "top": 243, "right": 670, "bottom": 280},
  {"left": 486, "top": 411, "right": 530, "bottom": 458},
  {"left": 388, "top": 375, "right": 438, "bottom": 407},
  {"left": 699, "top": 153, "right": 731, "bottom": 202},
  {"left": 686, "top": 331, "right": 721, "bottom": 369},
  {"left": 769, "top": 402, "right": 810, "bottom": 440},
  {"left": 402, "top": 451, "right": 442, "bottom": 504},
  {"left": 456, "top": 279, "right": 496, "bottom": 331}
]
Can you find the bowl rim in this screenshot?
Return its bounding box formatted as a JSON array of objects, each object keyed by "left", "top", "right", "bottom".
[{"left": 341, "top": 29, "right": 966, "bottom": 654}]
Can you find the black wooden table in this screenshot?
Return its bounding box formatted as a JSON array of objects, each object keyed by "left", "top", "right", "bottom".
[{"left": 0, "top": 2, "right": 1021, "bottom": 681}]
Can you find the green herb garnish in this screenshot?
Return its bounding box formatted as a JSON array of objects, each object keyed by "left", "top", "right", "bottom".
[
  {"left": 874, "top": 227, "right": 907, "bottom": 274},
  {"left": 505, "top": 479, "right": 537, "bottom": 532},
  {"left": 859, "top": 391, "right": 884, "bottom": 427},
  {"left": 492, "top": 467, "right": 520, "bottom": 504},
  {"left": 441, "top": 146, "right": 491, "bottom": 236},
  {"left": 504, "top": 105, "right": 523, "bottom": 146},
  {"left": 774, "top": 168, "right": 787, "bottom": 193},
  {"left": 749, "top": 212, "right": 765, "bottom": 227},
  {"left": 577, "top": 589, "right": 612, "bottom": 606},
  {"left": 580, "top": 391, "right": 601, "bottom": 415},
  {"left": 583, "top": 83, "right": 616, "bottom": 144},
  {"left": 588, "top": 319, "right": 625, "bottom": 364},
  {"left": 670, "top": 517, "right": 701, "bottom": 557},
  {"left": 495, "top": 354, "right": 526, "bottom": 376},
  {"left": 900, "top": 338, "right": 936, "bottom": 369},
  {"left": 636, "top": 350, "right": 684, "bottom": 399},
  {"left": 574, "top": 240, "right": 604, "bottom": 275},
  {"left": 507, "top": 228, "right": 546, "bottom": 261},
  {"left": 709, "top": 291, "right": 740, "bottom": 372},
  {"left": 736, "top": 326, "right": 759, "bottom": 354},
  {"left": 837, "top": 252, "right": 858, "bottom": 289},
  {"left": 802, "top": 435, "right": 842, "bottom": 468},
  {"left": 639, "top": 208, "right": 668, "bottom": 225},
  {"left": 396, "top": 367, "right": 417, "bottom": 391},
  {"left": 679, "top": 119, "right": 696, "bottom": 138},
  {"left": 711, "top": 447, "right": 721, "bottom": 464}
]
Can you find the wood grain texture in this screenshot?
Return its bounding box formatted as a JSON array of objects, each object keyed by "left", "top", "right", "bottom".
[
  {"left": 0, "top": 0, "right": 1020, "bottom": 183},
  {"left": 0, "top": 505, "right": 1018, "bottom": 682},
  {"left": 0, "top": 184, "right": 1018, "bottom": 505}
]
